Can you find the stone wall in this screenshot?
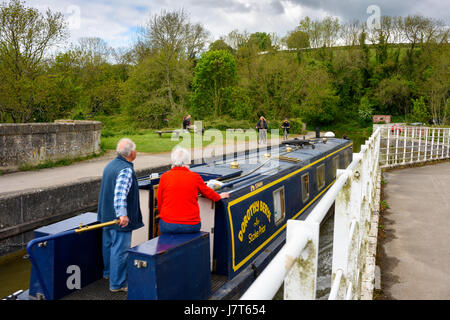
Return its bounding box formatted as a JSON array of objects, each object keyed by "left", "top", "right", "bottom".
[
  {"left": 0, "top": 164, "right": 171, "bottom": 257},
  {"left": 0, "top": 120, "right": 102, "bottom": 172}
]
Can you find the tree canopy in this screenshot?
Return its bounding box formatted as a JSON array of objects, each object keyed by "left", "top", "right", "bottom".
[{"left": 0, "top": 0, "right": 448, "bottom": 129}]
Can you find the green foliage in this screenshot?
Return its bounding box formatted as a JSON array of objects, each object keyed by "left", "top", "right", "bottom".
[
  {"left": 298, "top": 63, "right": 339, "bottom": 126},
  {"left": 358, "top": 96, "right": 374, "bottom": 122},
  {"left": 203, "top": 117, "right": 253, "bottom": 131},
  {"left": 285, "top": 30, "right": 310, "bottom": 50},
  {"left": 0, "top": 0, "right": 68, "bottom": 123},
  {"left": 0, "top": 4, "right": 448, "bottom": 135},
  {"left": 248, "top": 32, "right": 273, "bottom": 51},
  {"left": 121, "top": 53, "right": 191, "bottom": 128},
  {"left": 410, "top": 96, "right": 430, "bottom": 123},
  {"left": 209, "top": 39, "right": 234, "bottom": 53},
  {"left": 374, "top": 76, "right": 412, "bottom": 115},
  {"left": 268, "top": 118, "right": 305, "bottom": 134},
  {"left": 190, "top": 50, "right": 237, "bottom": 118}
]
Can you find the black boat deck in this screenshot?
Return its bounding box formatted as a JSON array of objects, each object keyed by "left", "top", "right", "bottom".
[{"left": 61, "top": 274, "right": 228, "bottom": 300}]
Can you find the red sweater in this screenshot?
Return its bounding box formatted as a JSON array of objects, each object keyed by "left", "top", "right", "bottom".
[{"left": 157, "top": 167, "right": 221, "bottom": 225}]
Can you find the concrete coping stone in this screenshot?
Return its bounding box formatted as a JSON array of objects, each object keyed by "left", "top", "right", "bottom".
[{"left": 0, "top": 121, "right": 102, "bottom": 136}]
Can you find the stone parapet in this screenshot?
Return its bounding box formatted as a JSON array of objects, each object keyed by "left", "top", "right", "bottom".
[{"left": 0, "top": 120, "right": 102, "bottom": 172}]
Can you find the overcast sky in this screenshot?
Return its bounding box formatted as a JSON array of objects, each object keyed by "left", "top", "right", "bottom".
[{"left": 26, "top": 0, "right": 449, "bottom": 49}]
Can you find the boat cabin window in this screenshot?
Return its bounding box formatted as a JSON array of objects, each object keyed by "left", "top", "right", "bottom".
[
  {"left": 317, "top": 164, "right": 325, "bottom": 190},
  {"left": 301, "top": 173, "right": 309, "bottom": 203},
  {"left": 273, "top": 187, "right": 285, "bottom": 225},
  {"left": 332, "top": 156, "right": 339, "bottom": 178},
  {"left": 344, "top": 149, "right": 351, "bottom": 168}
]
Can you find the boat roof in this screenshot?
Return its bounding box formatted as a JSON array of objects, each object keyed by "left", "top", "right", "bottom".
[{"left": 190, "top": 137, "right": 351, "bottom": 192}]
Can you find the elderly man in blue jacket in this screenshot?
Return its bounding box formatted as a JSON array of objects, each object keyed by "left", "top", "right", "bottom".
[{"left": 97, "top": 138, "right": 144, "bottom": 293}]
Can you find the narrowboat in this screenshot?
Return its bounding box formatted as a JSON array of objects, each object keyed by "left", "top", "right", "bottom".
[{"left": 7, "top": 134, "right": 352, "bottom": 300}]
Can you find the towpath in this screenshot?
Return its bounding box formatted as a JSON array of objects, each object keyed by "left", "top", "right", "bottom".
[
  {"left": 0, "top": 133, "right": 316, "bottom": 196},
  {"left": 378, "top": 161, "right": 450, "bottom": 299}
]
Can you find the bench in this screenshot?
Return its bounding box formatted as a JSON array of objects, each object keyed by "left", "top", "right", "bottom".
[
  {"left": 155, "top": 130, "right": 180, "bottom": 138},
  {"left": 156, "top": 127, "right": 205, "bottom": 138}
]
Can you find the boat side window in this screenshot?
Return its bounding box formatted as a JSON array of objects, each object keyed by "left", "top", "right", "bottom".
[
  {"left": 344, "top": 149, "right": 350, "bottom": 168},
  {"left": 345, "top": 149, "right": 352, "bottom": 167},
  {"left": 317, "top": 164, "right": 325, "bottom": 190},
  {"left": 273, "top": 187, "right": 286, "bottom": 225},
  {"left": 301, "top": 173, "right": 309, "bottom": 203},
  {"left": 347, "top": 149, "right": 352, "bottom": 165},
  {"left": 332, "top": 156, "right": 339, "bottom": 178}
]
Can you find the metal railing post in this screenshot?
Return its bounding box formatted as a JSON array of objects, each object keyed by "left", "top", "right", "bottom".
[
  {"left": 283, "top": 220, "right": 320, "bottom": 300},
  {"left": 447, "top": 129, "right": 450, "bottom": 158},
  {"left": 411, "top": 127, "right": 415, "bottom": 163},
  {"left": 386, "top": 127, "right": 390, "bottom": 165},
  {"left": 431, "top": 128, "right": 435, "bottom": 159},
  {"left": 403, "top": 127, "right": 407, "bottom": 164},
  {"left": 331, "top": 154, "right": 362, "bottom": 299}
]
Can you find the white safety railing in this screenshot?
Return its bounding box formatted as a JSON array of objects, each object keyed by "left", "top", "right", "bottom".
[
  {"left": 378, "top": 124, "right": 450, "bottom": 168},
  {"left": 241, "top": 127, "right": 382, "bottom": 300}
]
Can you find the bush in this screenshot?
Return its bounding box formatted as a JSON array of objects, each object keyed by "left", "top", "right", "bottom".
[
  {"left": 203, "top": 117, "right": 253, "bottom": 131},
  {"left": 410, "top": 96, "right": 430, "bottom": 124},
  {"left": 358, "top": 96, "right": 374, "bottom": 122},
  {"left": 289, "top": 118, "right": 305, "bottom": 134},
  {"left": 267, "top": 118, "right": 304, "bottom": 134}
]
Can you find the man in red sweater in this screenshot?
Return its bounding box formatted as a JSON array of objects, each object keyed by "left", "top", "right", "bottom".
[{"left": 157, "top": 146, "right": 230, "bottom": 233}]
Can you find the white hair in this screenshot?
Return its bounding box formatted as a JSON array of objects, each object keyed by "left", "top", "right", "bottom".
[
  {"left": 116, "top": 138, "right": 136, "bottom": 158},
  {"left": 171, "top": 146, "right": 191, "bottom": 168}
]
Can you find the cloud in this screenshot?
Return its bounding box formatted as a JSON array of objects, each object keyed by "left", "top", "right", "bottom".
[
  {"left": 284, "top": 0, "right": 450, "bottom": 23},
  {"left": 22, "top": 0, "right": 449, "bottom": 50}
]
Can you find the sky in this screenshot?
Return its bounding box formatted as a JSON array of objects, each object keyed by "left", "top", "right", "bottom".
[{"left": 26, "top": 0, "right": 450, "bottom": 49}]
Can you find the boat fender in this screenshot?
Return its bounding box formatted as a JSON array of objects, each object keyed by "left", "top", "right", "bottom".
[{"left": 206, "top": 179, "right": 224, "bottom": 191}]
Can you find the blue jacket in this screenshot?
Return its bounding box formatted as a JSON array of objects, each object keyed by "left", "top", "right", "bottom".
[{"left": 97, "top": 156, "right": 144, "bottom": 232}]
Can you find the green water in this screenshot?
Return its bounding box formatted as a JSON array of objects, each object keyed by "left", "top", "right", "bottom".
[{"left": 0, "top": 250, "right": 31, "bottom": 298}]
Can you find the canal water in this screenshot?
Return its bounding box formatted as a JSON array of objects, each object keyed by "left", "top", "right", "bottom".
[
  {"left": 316, "top": 215, "right": 334, "bottom": 299},
  {"left": 0, "top": 249, "right": 31, "bottom": 298}
]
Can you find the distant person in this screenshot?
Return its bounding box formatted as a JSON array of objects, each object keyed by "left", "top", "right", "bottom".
[
  {"left": 183, "top": 115, "right": 192, "bottom": 131},
  {"left": 157, "top": 146, "right": 230, "bottom": 234},
  {"left": 281, "top": 118, "right": 290, "bottom": 140},
  {"left": 97, "top": 138, "right": 144, "bottom": 293},
  {"left": 256, "top": 116, "right": 268, "bottom": 144}
]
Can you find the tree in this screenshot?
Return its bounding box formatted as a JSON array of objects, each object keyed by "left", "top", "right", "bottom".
[
  {"left": 400, "top": 15, "right": 447, "bottom": 76},
  {"left": 298, "top": 63, "right": 339, "bottom": 126},
  {"left": 341, "top": 20, "right": 362, "bottom": 47},
  {"left": 208, "top": 39, "right": 234, "bottom": 53},
  {"left": 251, "top": 52, "right": 302, "bottom": 120},
  {"left": 121, "top": 54, "right": 172, "bottom": 128},
  {"left": 190, "top": 50, "right": 237, "bottom": 118},
  {"left": 421, "top": 45, "right": 449, "bottom": 124},
  {"left": 297, "top": 16, "right": 340, "bottom": 49},
  {"left": 374, "top": 76, "right": 411, "bottom": 116},
  {"left": 222, "top": 29, "right": 249, "bottom": 51},
  {"left": 320, "top": 16, "right": 341, "bottom": 48},
  {"left": 0, "top": 0, "right": 68, "bottom": 122},
  {"left": 143, "top": 9, "right": 209, "bottom": 113},
  {"left": 410, "top": 97, "right": 430, "bottom": 123},
  {"left": 298, "top": 17, "right": 321, "bottom": 48},
  {"left": 285, "top": 30, "right": 310, "bottom": 50},
  {"left": 248, "top": 32, "right": 272, "bottom": 51}
]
